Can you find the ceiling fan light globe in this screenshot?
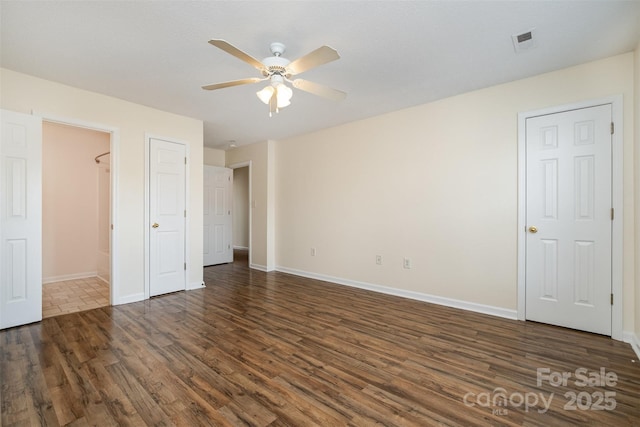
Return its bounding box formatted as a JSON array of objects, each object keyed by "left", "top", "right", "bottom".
[
  {"left": 256, "top": 86, "right": 275, "bottom": 104},
  {"left": 276, "top": 83, "right": 293, "bottom": 109},
  {"left": 277, "top": 98, "right": 291, "bottom": 109}
]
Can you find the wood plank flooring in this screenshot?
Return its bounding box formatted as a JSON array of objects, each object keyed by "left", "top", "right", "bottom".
[{"left": 2, "top": 251, "right": 639, "bottom": 426}]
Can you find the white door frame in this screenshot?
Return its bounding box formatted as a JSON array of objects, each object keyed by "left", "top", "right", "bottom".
[
  {"left": 144, "top": 134, "right": 190, "bottom": 299},
  {"left": 229, "top": 161, "right": 252, "bottom": 266},
  {"left": 36, "top": 112, "right": 120, "bottom": 306},
  {"left": 517, "top": 95, "right": 623, "bottom": 340}
]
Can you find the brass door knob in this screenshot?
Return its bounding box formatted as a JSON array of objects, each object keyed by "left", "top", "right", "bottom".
[
  {"left": 152, "top": 223, "right": 159, "bottom": 228},
  {"left": 528, "top": 226, "right": 538, "bottom": 233}
]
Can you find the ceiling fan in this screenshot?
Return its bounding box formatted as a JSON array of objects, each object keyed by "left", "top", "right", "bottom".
[{"left": 202, "top": 39, "right": 346, "bottom": 116}]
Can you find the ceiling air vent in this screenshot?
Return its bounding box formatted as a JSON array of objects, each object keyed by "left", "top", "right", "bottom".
[{"left": 512, "top": 28, "right": 537, "bottom": 53}]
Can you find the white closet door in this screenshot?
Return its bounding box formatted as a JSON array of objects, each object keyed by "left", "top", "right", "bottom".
[
  {"left": 203, "top": 165, "right": 233, "bottom": 266},
  {"left": 149, "top": 138, "right": 186, "bottom": 297},
  {"left": 525, "top": 104, "right": 612, "bottom": 335}
]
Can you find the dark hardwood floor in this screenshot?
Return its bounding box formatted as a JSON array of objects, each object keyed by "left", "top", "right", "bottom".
[{"left": 2, "top": 250, "right": 639, "bottom": 426}]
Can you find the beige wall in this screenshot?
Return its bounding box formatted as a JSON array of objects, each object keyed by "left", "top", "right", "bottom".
[
  {"left": 1, "top": 68, "right": 204, "bottom": 303},
  {"left": 275, "top": 53, "right": 636, "bottom": 330},
  {"left": 204, "top": 146, "right": 225, "bottom": 166},
  {"left": 42, "top": 122, "right": 110, "bottom": 282},
  {"left": 233, "top": 166, "right": 250, "bottom": 248},
  {"left": 226, "top": 141, "right": 276, "bottom": 270}
]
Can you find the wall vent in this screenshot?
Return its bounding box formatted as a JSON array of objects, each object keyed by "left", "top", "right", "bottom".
[{"left": 512, "top": 28, "right": 537, "bottom": 53}]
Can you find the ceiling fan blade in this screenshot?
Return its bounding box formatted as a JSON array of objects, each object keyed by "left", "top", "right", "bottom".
[
  {"left": 286, "top": 46, "right": 340, "bottom": 75},
  {"left": 208, "top": 39, "right": 265, "bottom": 72},
  {"left": 202, "top": 77, "right": 264, "bottom": 91},
  {"left": 292, "top": 79, "right": 346, "bottom": 101}
]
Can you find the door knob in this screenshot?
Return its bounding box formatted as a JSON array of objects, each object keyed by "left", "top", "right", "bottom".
[
  {"left": 152, "top": 223, "right": 159, "bottom": 228},
  {"left": 528, "top": 226, "right": 538, "bottom": 233}
]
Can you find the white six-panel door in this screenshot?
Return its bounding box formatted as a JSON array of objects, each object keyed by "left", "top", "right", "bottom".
[
  {"left": 203, "top": 165, "right": 233, "bottom": 266},
  {"left": 525, "top": 104, "right": 612, "bottom": 335},
  {"left": 149, "top": 138, "right": 186, "bottom": 297},
  {"left": 1, "top": 110, "right": 42, "bottom": 329}
]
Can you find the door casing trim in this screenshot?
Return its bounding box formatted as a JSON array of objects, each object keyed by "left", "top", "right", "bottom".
[
  {"left": 517, "top": 95, "right": 623, "bottom": 340},
  {"left": 228, "top": 161, "right": 253, "bottom": 267}
]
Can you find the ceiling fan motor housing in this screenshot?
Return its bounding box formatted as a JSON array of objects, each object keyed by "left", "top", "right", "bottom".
[{"left": 261, "top": 55, "right": 291, "bottom": 78}]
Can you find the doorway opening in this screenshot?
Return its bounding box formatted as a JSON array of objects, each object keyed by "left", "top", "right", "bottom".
[
  {"left": 42, "top": 121, "right": 112, "bottom": 318},
  {"left": 230, "top": 162, "right": 251, "bottom": 266}
]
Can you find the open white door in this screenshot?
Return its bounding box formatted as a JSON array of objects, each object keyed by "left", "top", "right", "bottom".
[
  {"left": 203, "top": 165, "right": 233, "bottom": 266},
  {"left": 525, "top": 104, "right": 612, "bottom": 335},
  {"left": 1, "top": 110, "right": 42, "bottom": 329},
  {"left": 149, "top": 138, "right": 186, "bottom": 297}
]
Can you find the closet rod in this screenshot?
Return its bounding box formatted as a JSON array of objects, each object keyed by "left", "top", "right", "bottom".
[{"left": 94, "top": 151, "right": 110, "bottom": 164}]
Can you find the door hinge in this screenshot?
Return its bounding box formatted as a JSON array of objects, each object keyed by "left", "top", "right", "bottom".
[
  {"left": 184, "top": 262, "right": 187, "bottom": 270},
  {"left": 611, "top": 208, "right": 614, "bottom": 220},
  {"left": 184, "top": 210, "right": 186, "bottom": 218},
  {"left": 611, "top": 122, "right": 614, "bottom": 135},
  {"left": 611, "top": 293, "right": 613, "bottom": 305},
  {"left": 228, "top": 176, "right": 231, "bottom": 181},
  {"left": 185, "top": 157, "right": 187, "bottom": 165}
]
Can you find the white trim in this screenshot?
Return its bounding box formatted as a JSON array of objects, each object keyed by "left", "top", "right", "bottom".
[
  {"left": 228, "top": 161, "right": 252, "bottom": 266},
  {"left": 144, "top": 135, "right": 150, "bottom": 299},
  {"left": 250, "top": 263, "right": 269, "bottom": 272},
  {"left": 610, "top": 97, "right": 624, "bottom": 341},
  {"left": 276, "top": 266, "right": 518, "bottom": 320},
  {"left": 233, "top": 246, "right": 249, "bottom": 250},
  {"left": 35, "top": 112, "right": 120, "bottom": 306},
  {"left": 34, "top": 113, "right": 116, "bottom": 134},
  {"left": 185, "top": 142, "right": 192, "bottom": 293},
  {"left": 118, "top": 292, "right": 145, "bottom": 305},
  {"left": 517, "top": 95, "right": 623, "bottom": 339},
  {"left": 110, "top": 130, "right": 120, "bottom": 305},
  {"left": 517, "top": 109, "right": 527, "bottom": 321},
  {"left": 144, "top": 134, "right": 190, "bottom": 299},
  {"left": 188, "top": 281, "right": 206, "bottom": 290},
  {"left": 622, "top": 332, "right": 640, "bottom": 360},
  {"left": 43, "top": 271, "right": 97, "bottom": 284}
]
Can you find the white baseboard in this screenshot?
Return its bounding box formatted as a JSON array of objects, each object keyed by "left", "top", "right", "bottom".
[
  {"left": 623, "top": 331, "right": 640, "bottom": 360},
  {"left": 188, "top": 281, "right": 206, "bottom": 290},
  {"left": 250, "top": 263, "right": 269, "bottom": 272},
  {"left": 275, "top": 266, "right": 518, "bottom": 320},
  {"left": 233, "top": 246, "right": 249, "bottom": 250},
  {"left": 114, "top": 284, "right": 204, "bottom": 305},
  {"left": 43, "top": 271, "right": 97, "bottom": 284},
  {"left": 115, "top": 292, "right": 145, "bottom": 305}
]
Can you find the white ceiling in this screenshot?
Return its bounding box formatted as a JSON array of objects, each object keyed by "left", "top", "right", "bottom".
[{"left": 2, "top": 1, "right": 639, "bottom": 149}]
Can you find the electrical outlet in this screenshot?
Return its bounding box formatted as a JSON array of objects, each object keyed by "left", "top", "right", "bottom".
[
  {"left": 311, "top": 247, "right": 316, "bottom": 256},
  {"left": 376, "top": 255, "right": 382, "bottom": 265},
  {"left": 403, "top": 257, "right": 411, "bottom": 269}
]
